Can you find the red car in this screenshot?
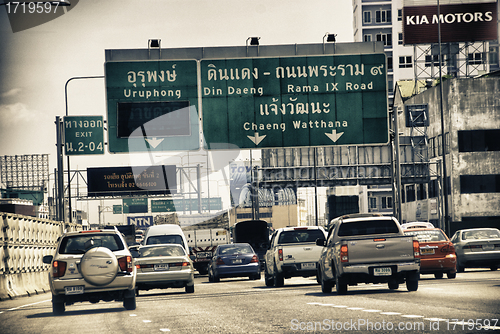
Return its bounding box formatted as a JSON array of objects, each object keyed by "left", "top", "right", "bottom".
[{"left": 403, "top": 227, "right": 457, "bottom": 279}]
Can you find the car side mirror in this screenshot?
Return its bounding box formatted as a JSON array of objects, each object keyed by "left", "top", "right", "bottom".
[
  {"left": 315, "top": 238, "right": 326, "bottom": 247},
  {"left": 43, "top": 255, "right": 53, "bottom": 264}
]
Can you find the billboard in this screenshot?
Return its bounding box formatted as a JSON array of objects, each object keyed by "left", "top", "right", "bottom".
[
  {"left": 403, "top": 2, "right": 498, "bottom": 44},
  {"left": 87, "top": 165, "right": 177, "bottom": 197}
]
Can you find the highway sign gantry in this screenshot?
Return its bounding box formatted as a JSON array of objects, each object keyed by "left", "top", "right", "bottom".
[{"left": 200, "top": 53, "right": 388, "bottom": 149}]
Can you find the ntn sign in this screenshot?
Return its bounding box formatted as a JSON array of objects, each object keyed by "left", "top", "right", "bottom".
[
  {"left": 403, "top": 2, "right": 498, "bottom": 44},
  {"left": 201, "top": 53, "right": 388, "bottom": 149}
]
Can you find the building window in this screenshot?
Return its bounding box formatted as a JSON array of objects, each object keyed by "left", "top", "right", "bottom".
[
  {"left": 388, "top": 80, "right": 393, "bottom": 94},
  {"left": 363, "top": 11, "right": 372, "bottom": 24},
  {"left": 398, "top": 9, "right": 402, "bottom": 21},
  {"left": 458, "top": 130, "right": 500, "bottom": 152},
  {"left": 369, "top": 197, "right": 377, "bottom": 209},
  {"left": 416, "top": 184, "right": 427, "bottom": 200},
  {"left": 425, "top": 55, "right": 443, "bottom": 67},
  {"left": 364, "top": 34, "right": 372, "bottom": 42},
  {"left": 460, "top": 175, "right": 500, "bottom": 194},
  {"left": 406, "top": 185, "right": 415, "bottom": 202},
  {"left": 376, "top": 33, "right": 392, "bottom": 46},
  {"left": 489, "top": 47, "right": 498, "bottom": 65},
  {"left": 467, "top": 53, "right": 483, "bottom": 65},
  {"left": 398, "top": 33, "right": 403, "bottom": 45},
  {"left": 428, "top": 179, "right": 439, "bottom": 198},
  {"left": 387, "top": 56, "right": 393, "bottom": 70},
  {"left": 382, "top": 196, "right": 393, "bottom": 209},
  {"left": 405, "top": 104, "right": 429, "bottom": 127},
  {"left": 375, "top": 9, "right": 391, "bottom": 23},
  {"left": 399, "top": 56, "right": 412, "bottom": 68}
]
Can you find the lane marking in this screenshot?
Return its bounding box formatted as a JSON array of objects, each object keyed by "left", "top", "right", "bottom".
[{"left": 1, "top": 299, "right": 51, "bottom": 314}]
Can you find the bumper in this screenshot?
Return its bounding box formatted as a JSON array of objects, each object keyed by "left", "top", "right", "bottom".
[
  {"left": 136, "top": 269, "right": 194, "bottom": 289},
  {"left": 50, "top": 273, "right": 135, "bottom": 296},
  {"left": 459, "top": 251, "right": 500, "bottom": 268},
  {"left": 280, "top": 263, "right": 317, "bottom": 278},
  {"left": 420, "top": 255, "right": 456, "bottom": 274},
  {"left": 216, "top": 263, "right": 260, "bottom": 278}
]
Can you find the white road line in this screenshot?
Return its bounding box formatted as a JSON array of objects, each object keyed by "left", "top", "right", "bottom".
[{"left": 3, "top": 299, "right": 51, "bottom": 313}]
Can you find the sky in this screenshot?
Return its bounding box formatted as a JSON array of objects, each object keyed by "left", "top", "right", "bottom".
[{"left": 0, "top": 0, "right": 353, "bottom": 223}]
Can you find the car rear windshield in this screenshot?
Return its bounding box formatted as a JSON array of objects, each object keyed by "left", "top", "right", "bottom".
[
  {"left": 404, "top": 230, "right": 447, "bottom": 242},
  {"left": 146, "top": 234, "right": 184, "bottom": 246},
  {"left": 278, "top": 230, "right": 325, "bottom": 244},
  {"left": 338, "top": 220, "right": 400, "bottom": 237},
  {"left": 219, "top": 245, "right": 253, "bottom": 255},
  {"left": 140, "top": 245, "right": 186, "bottom": 257},
  {"left": 463, "top": 229, "right": 500, "bottom": 240},
  {"left": 59, "top": 234, "right": 124, "bottom": 254}
]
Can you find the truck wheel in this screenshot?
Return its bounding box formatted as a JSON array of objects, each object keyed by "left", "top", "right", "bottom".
[
  {"left": 264, "top": 268, "right": 274, "bottom": 287},
  {"left": 335, "top": 275, "right": 347, "bottom": 295},
  {"left": 406, "top": 271, "right": 419, "bottom": 292},
  {"left": 52, "top": 299, "right": 65, "bottom": 315},
  {"left": 274, "top": 265, "right": 284, "bottom": 287},
  {"left": 388, "top": 280, "right": 399, "bottom": 290},
  {"left": 321, "top": 278, "right": 333, "bottom": 293},
  {"left": 123, "top": 294, "right": 136, "bottom": 310},
  {"left": 185, "top": 285, "right": 194, "bottom": 293}
]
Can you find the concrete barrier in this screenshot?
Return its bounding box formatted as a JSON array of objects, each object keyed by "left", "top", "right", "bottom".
[{"left": 0, "top": 212, "right": 80, "bottom": 300}]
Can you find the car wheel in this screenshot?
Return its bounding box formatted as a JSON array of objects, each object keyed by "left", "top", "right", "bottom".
[
  {"left": 388, "top": 280, "right": 399, "bottom": 290},
  {"left": 185, "top": 285, "right": 194, "bottom": 293},
  {"left": 273, "top": 265, "right": 284, "bottom": 287},
  {"left": 213, "top": 273, "right": 220, "bottom": 283},
  {"left": 80, "top": 247, "right": 118, "bottom": 286},
  {"left": 434, "top": 272, "right": 444, "bottom": 279},
  {"left": 321, "top": 277, "right": 333, "bottom": 293},
  {"left": 447, "top": 271, "right": 456, "bottom": 279},
  {"left": 335, "top": 274, "right": 348, "bottom": 295},
  {"left": 52, "top": 299, "right": 65, "bottom": 315},
  {"left": 123, "top": 294, "right": 136, "bottom": 310},
  {"left": 490, "top": 266, "right": 498, "bottom": 271},
  {"left": 264, "top": 268, "right": 274, "bottom": 287},
  {"left": 406, "top": 271, "right": 419, "bottom": 292},
  {"left": 208, "top": 268, "right": 214, "bottom": 282},
  {"left": 135, "top": 289, "right": 139, "bottom": 297}
]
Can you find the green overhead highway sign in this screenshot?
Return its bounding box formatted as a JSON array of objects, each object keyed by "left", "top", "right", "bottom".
[
  {"left": 201, "top": 54, "right": 388, "bottom": 149},
  {"left": 64, "top": 116, "right": 104, "bottom": 155},
  {"left": 105, "top": 60, "right": 199, "bottom": 153}
]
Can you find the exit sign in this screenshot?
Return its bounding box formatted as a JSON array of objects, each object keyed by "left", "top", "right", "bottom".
[{"left": 64, "top": 116, "right": 104, "bottom": 155}]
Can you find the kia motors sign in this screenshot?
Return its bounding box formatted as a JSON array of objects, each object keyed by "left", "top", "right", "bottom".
[{"left": 403, "top": 2, "right": 498, "bottom": 45}]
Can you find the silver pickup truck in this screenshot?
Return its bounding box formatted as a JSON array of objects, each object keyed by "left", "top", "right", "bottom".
[
  {"left": 316, "top": 214, "right": 420, "bottom": 294},
  {"left": 265, "top": 226, "right": 326, "bottom": 287}
]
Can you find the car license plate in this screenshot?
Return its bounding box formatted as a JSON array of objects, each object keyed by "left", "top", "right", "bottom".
[
  {"left": 301, "top": 262, "right": 316, "bottom": 270},
  {"left": 65, "top": 286, "right": 84, "bottom": 295},
  {"left": 421, "top": 248, "right": 435, "bottom": 255},
  {"left": 196, "top": 252, "right": 212, "bottom": 258},
  {"left": 483, "top": 244, "right": 494, "bottom": 251},
  {"left": 373, "top": 267, "right": 392, "bottom": 276},
  {"left": 154, "top": 264, "right": 169, "bottom": 271},
  {"left": 232, "top": 259, "right": 242, "bottom": 264}
]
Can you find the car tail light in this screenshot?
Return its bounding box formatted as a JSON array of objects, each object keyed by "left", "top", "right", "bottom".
[
  {"left": 463, "top": 245, "right": 481, "bottom": 249},
  {"left": 181, "top": 262, "right": 190, "bottom": 267},
  {"left": 278, "top": 248, "right": 283, "bottom": 261},
  {"left": 340, "top": 244, "right": 348, "bottom": 263},
  {"left": 52, "top": 260, "right": 67, "bottom": 278},
  {"left": 118, "top": 256, "right": 133, "bottom": 272},
  {"left": 413, "top": 240, "right": 420, "bottom": 258},
  {"left": 251, "top": 255, "right": 259, "bottom": 263},
  {"left": 216, "top": 257, "right": 224, "bottom": 265},
  {"left": 441, "top": 243, "right": 455, "bottom": 254}
]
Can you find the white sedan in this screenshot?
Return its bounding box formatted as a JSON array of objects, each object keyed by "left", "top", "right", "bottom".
[{"left": 135, "top": 244, "right": 195, "bottom": 295}]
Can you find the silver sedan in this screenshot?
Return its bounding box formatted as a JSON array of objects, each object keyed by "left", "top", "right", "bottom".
[{"left": 450, "top": 228, "right": 500, "bottom": 272}]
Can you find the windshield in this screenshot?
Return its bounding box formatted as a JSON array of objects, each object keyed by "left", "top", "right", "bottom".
[
  {"left": 463, "top": 229, "right": 500, "bottom": 240},
  {"left": 60, "top": 234, "right": 124, "bottom": 254},
  {"left": 404, "top": 229, "right": 447, "bottom": 242},
  {"left": 219, "top": 245, "right": 254, "bottom": 255},
  {"left": 278, "top": 230, "right": 324, "bottom": 244},
  {"left": 338, "top": 220, "right": 399, "bottom": 237},
  {"left": 146, "top": 234, "right": 184, "bottom": 246},
  {"left": 139, "top": 245, "right": 186, "bottom": 257}
]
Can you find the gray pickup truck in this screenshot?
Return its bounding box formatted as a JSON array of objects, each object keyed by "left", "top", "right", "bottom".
[{"left": 316, "top": 214, "right": 420, "bottom": 294}]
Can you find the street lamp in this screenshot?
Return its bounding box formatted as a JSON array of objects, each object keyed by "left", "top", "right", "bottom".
[
  {"left": 323, "top": 33, "right": 337, "bottom": 54},
  {"left": 246, "top": 37, "right": 260, "bottom": 57}
]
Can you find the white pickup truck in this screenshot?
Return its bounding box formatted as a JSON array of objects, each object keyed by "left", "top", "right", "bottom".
[
  {"left": 264, "top": 226, "right": 326, "bottom": 287},
  {"left": 316, "top": 213, "right": 420, "bottom": 294}
]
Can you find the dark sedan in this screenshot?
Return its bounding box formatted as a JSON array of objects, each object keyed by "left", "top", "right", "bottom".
[{"left": 208, "top": 243, "right": 261, "bottom": 282}]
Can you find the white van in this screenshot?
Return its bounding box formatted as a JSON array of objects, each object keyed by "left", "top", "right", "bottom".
[{"left": 143, "top": 224, "right": 189, "bottom": 253}]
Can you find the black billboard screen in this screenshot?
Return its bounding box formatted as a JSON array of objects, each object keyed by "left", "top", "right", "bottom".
[{"left": 87, "top": 165, "right": 177, "bottom": 197}]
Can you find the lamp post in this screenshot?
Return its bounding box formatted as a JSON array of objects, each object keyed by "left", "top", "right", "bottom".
[{"left": 64, "top": 75, "right": 104, "bottom": 223}]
